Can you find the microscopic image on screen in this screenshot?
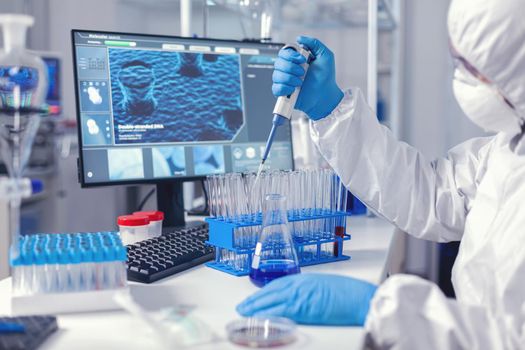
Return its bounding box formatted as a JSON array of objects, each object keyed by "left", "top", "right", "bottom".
[
  {"left": 107, "top": 148, "right": 145, "bottom": 180},
  {"left": 81, "top": 114, "right": 112, "bottom": 146},
  {"left": 193, "top": 145, "right": 225, "bottom": 175},
  {"left": 152, "top": 146, "right": 186, "bottom": 177},
  {"left": 108, "top": 48, "right": 244, "bottom": 144}
]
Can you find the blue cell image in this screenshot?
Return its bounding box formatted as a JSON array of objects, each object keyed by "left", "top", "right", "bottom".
[
  {"left": 108, "top": 48, "right": 244, "bottom": 144},
  {"left": 193, "top": 145, "right": 225, "bottom": 175},
  {"left": 107, "top": 148, "right": 145, "bottom": 180},
  {"left": 152, "top": 146, "right": 186, "bottom": 177},
  {"left": 81, "top": 114, "right": 112, "bottom": 146},
  {"left": 80, "top": 80, "right": 110, "bottom": 112}
]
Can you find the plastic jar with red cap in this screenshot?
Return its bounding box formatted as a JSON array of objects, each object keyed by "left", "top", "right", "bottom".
[
  {"left": 133, "top": 211, "right": 164, "bottom": 238},
  {"left": 117, "top": 215, "right": 150, "bottom": 245}
]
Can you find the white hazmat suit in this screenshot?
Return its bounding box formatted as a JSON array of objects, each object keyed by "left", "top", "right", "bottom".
[{"left": 309, "top": 0, "right": 525, "bottom": 348}]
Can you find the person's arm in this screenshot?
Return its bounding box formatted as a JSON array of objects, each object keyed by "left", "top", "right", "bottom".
[
  {"left": 310, "top": 88, "right": 493, "bottom": 242},
  {"left": 365, "top": 274, "right": 522, "bottom": 349},
  {"left": 274, "top": 36, "right": 493, "bottom": 242}
]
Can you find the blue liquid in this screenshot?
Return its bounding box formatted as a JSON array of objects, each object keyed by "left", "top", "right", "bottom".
[
  {"left": 0, "top": 66, "right": 40, "bottom": 108},
  {"left": 249, "top": 259, "right": 300, "bottom": 287}
]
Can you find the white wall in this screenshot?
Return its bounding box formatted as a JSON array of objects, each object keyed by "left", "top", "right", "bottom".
[{"left": 403, "top": 0, "right": 483, "bottom": 157}]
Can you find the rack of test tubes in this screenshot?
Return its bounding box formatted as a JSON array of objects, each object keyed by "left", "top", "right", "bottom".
[
  {"left": 204, "top": 169, "right": 352, "bottom": 276},
  {"left": 9, "top": 232, "right": 128, "bottom": 315}
]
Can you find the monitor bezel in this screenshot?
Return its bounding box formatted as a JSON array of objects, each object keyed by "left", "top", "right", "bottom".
[{"left": 71, "top": 29, "right": 294, "bottom": 188}]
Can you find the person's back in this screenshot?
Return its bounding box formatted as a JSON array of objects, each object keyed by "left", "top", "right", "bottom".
[{"left": 451, "top": 132, "right": 525, "bottom": 346}]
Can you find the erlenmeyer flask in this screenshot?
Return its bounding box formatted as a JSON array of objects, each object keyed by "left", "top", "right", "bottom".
[{"left": 249, "top": 194, "right": 300, "bottom": 287}]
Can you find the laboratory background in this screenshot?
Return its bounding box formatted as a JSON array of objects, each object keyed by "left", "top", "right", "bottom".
[{"left": 0, "top": 0, "right": 492, "bottom": 349}]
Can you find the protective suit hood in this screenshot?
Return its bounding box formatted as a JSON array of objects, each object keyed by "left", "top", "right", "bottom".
[{"left": 448, "top": 0, "right": 525, "bottom": 132}]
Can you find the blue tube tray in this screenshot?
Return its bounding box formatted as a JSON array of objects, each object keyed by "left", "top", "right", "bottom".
[{"left": 205, "top": 211, "right": 352, "bottom": 276}]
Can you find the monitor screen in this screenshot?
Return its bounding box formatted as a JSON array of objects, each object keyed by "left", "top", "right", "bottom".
[
  {"left": 72, "top": 30, "right": 294, "bottom": 187},
  {"left": 42, "top": 56, "right": 61, "bottom": 115}
]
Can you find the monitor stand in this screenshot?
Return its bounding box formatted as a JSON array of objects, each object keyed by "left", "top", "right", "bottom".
[{"left": 156, "top": 182, "right": 186, "bottom": 228}]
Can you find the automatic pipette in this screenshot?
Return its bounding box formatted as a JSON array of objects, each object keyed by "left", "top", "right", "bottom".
[{"left": 256, "top": 44, "right": 313, "bottom": 179}]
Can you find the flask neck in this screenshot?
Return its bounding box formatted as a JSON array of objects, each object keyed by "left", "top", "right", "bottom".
[
  {"left": 2, "top": 24, "right": 27, "bottom": 52},
  {"left": 262, "top": 194, "right": 288, "bottom": 226}
]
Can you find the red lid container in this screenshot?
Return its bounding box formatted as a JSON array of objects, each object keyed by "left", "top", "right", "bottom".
[
  {"left": 132, "top": 211, "right": 164, "bottom": 222},
  {"left": 117, "top": 215, "right": 150, "bottom": 226}
]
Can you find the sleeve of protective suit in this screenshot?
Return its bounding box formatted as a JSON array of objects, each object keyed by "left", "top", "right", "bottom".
[
  {"left": 364, "top": 275, "right": 515, "bottom": 349},
  {"left": 309, "top": 88, "right": 494, "bottom": 242}
]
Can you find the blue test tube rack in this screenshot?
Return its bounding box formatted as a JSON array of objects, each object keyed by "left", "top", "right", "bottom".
[{"left": 205, "top": 211, "right": 352, "bottom": 276}]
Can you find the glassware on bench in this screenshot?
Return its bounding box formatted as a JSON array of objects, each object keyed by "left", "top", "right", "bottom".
[{"left": 249, "top": 194, "right": 300, "bottom": 287}]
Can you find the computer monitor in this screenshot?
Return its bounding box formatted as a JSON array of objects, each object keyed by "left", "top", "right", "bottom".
[
  {"left": 71, "top": 30, "right": 294, "bottom": 226},
  {"left": 42, "top": 56, "right": 61, "bottom": 115},
  {"left": 71, "top": 30, "right": 294, "bottom": 187},
  {"left": 30, "top": 51, "right": 62, "bottom": 115}
]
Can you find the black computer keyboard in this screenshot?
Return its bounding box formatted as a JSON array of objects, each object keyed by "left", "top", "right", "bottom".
[
  {"left": 126, "top": 221, "right": 214, "bottom": 283},
  {"left": 0, "top": 316, "right": 58, "bottom": 350}
]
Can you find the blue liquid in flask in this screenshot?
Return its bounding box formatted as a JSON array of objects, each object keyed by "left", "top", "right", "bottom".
[
  {"left": 249, "top": 259, "right": 300, "bottom": 287},
  {"left": 250, "top": 194, "right": 301, "bottom": 287}
]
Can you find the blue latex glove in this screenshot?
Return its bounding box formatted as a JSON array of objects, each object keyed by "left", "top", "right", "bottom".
[
  {"left": 272, "top": 36, "right": 344, "bottom": 120},
  {"left": 236, "top": 273, "right": 377, "bottom": 326}
]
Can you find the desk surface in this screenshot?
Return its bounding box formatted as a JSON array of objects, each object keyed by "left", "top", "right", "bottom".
[{"left": 0, "top": 216, "right": 395, "bottom": 350}]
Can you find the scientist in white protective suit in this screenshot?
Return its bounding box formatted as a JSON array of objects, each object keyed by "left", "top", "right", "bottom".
[{"left": 236, "top": 0, "right": 525, "bottom": 348}]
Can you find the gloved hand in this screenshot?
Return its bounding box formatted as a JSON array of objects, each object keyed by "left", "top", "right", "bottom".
[
  {"left": 272, "top": 36, "right": 344, "bottom": 120},
  {"left": 236, "top": 273, "right": 377, "bottom": 326}
]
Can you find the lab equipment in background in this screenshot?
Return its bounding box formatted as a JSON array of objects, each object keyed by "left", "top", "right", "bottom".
[
  {"left": 258, "top": 44, "right": 312, "bottom": 179},
  {"left": 0, "top": 177, "right": 43, "bottom": 200},
  {"left": 133, "top": 210, "right": 164, "bottom": 238},
  {"left": 9, "top": 231, "right": 128, "bottom": 315},
  {"left": 2, "top": 53, "right": 62, "bottom": 174},
  {"left": 0, "top": 15, "right": 48, "bottom": 114},
  {"left": 226, "top": 317, "right": 297, "bottom": 348},
  {"left": 126, "top": 222, "right": 214, "bottom": 284},
  {"left": 249, "top": 194, "right": 300, "bottom": 287},
  {"left": 118, "top": 214, "right": 150, "bottom": 245},
  {"left": 205, "top": 169, "right": 351, "bottom": 276},
  {"left": 0, "top": 315, "right": 58, "bottom": 350},
  {"left": 41, "top": 55, "right": 61, "bottom": 116},
  {"left": 0, "top": 177, "right": 43, "bottom": 280},
  {"left": 0, "top": 14, "right": 48, "bottom": 264}
]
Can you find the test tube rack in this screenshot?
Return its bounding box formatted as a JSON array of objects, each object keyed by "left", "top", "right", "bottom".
[
  {"left": 9, "top": 231, "right": 129, "bottom": 315},
  {"left": 205, "top": 211, "right": 351, "bottom": 276}
]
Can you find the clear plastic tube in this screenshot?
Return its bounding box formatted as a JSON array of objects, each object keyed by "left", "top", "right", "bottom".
[
  {"left": 204, "top": 170, "right": 348, "bottom": 264},
  {"left": 11, "top": 232, "right": 128, "bottom": 295}
]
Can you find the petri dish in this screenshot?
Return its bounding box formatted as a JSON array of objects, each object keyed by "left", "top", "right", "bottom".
[{"left": 226, "top": 317, "right": 297, "bottom": 348}]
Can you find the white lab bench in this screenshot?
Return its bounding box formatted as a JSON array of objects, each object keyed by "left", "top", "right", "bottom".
[{"left": 0, "top": 216, "right": 397, "bottom": 349}]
